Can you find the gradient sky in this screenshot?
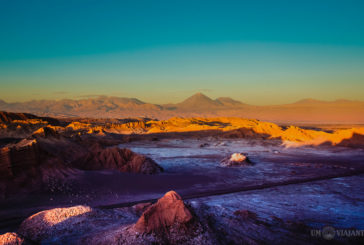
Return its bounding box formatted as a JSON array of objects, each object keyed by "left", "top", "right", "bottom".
[{"left": 0, "top": 0, "right": 364, "bottom": 105}]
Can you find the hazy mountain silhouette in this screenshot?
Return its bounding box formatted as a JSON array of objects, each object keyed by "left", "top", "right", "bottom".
[
  {"left": 1, "top": 93, "right": 364, "bottom": 123},
  {"left": 176, "top": 92, "right": 223, "bottom": 110},
  {"left": 292, "top": 98, "right": 325, "bottom": 105},
  {"left": 215, "top": 97, "right": 245, "bottom": 107},
  {"left": 291, "top": 98, "right": 361, "bottom": 105}
]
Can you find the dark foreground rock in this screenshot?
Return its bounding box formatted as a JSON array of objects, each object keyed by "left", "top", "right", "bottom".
[{"left": 1, "top": 131, "right": 163, "bottom": 180}]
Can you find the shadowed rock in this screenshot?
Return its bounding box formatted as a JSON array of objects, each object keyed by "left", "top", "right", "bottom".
[
  {"left": 0, "top": 111, "right": 38, "bottom": 124},
  {"left": 74, "top": 145, "right": 163, "bottom": 174},
  {"left": 337, "top": 133, "right": 364, "bottom": 148},
  {"left": 0, "top": 139, "right": 41, "bottom": 179}
]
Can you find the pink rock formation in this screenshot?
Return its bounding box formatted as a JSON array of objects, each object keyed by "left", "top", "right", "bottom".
[
  {"left": 134, "top": 191, "right": 194, "bottom": 233},
  {"left": 124, "top": 190, "right": 214, "bottom": 244}
]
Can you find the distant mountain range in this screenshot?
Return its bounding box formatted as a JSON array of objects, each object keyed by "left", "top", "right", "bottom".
[{"left": 1, "top": 93, "right": 364, "bottom": 124}]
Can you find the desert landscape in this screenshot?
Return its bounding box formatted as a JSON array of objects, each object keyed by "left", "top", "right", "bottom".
[
  {"left": 1, "top": 0, "right": 364, "bottom": 244},
  {"left": 0, "top": 109, "right": 363, "bottom": 244}
]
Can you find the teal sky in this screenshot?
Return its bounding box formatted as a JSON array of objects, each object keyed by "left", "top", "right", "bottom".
[{"left": 0, "top": 0, "right": 364, "bottom": 105}]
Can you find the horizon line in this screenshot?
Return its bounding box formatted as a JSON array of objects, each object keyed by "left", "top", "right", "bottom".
[{"left": 1, "top": 92, "right": 363, "bottom": 106}]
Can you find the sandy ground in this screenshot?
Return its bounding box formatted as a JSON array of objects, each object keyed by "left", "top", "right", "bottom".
[{"left": 194, "top": 174, "right": 364, "bottom": 230}]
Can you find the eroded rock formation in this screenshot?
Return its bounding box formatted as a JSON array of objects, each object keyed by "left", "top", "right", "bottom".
[
  {"left": 2, "top": 111, "right": 364, "bottom": 149},
  {"left": 0, "top": 139, "right": 40, "bottom": 179},
  {"left": 74, "top": 145, "right": 163, "bottom": 174},
  {"left": 31, "top": 126, "right": 60, "bottom": 138},
  {"left": 134, "top": 191, "right": 194, "bottom": 233},
  {"left": 120, "top": 191, "right": 214, "bottom": 244}
]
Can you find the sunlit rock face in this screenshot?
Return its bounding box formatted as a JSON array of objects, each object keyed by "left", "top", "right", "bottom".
[
  {"left": 0, "top": 232, "right": 29, "bottom": 245},
  {"left": 15, "top": 205, "right": 136, "bottom": 244},
  {"left": 230, "top": 153, "right": 247, "bottom": 162},
  {"left": 18, "top": 206, "right": 93, "bottom": 243},
  {"left": 31, "top": 126, "right": 60, "bottom": 138},
  {"left": 220, "top": 153, "right": 252, "bottom": 167}
]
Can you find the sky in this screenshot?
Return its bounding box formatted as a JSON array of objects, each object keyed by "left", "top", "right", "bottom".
[{"left": 0, "top": 0, "right": 364, "bottom": 105}]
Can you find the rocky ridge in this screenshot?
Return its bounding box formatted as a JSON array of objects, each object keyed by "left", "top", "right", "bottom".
[{"left": 1, "top": 111, "right": 364, "bottom": 148}]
